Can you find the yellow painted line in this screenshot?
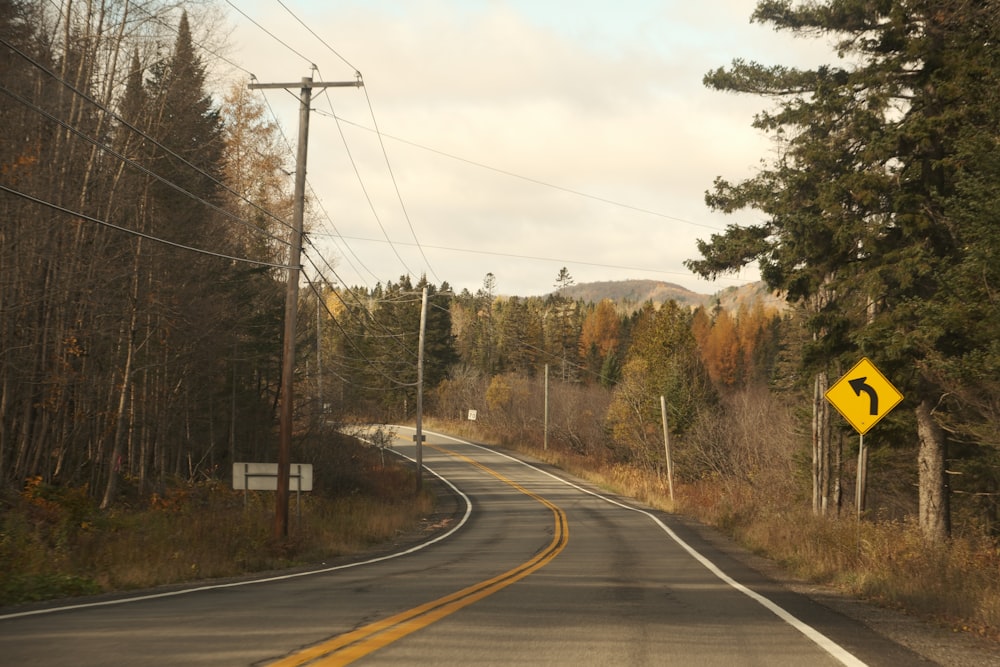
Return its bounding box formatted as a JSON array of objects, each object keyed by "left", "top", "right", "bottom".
[{"left": 269, "top": 444, "right": 568, "bottom": 667}]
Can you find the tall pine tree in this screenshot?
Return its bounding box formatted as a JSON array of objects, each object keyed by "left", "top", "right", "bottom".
[{"left": 686, "top": 0, "right": 1000, "bottom": 542}]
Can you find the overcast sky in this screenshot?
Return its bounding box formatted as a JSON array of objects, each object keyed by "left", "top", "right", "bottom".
[{"left": 222, "top": 0, "right": 837, "bottom": 297}]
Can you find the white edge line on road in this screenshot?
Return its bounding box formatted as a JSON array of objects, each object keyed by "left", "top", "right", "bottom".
[
  {"left": 408, "top": 426, "right": 868, "bottom": 667},
  {"left": 0, "top": 440, "right": 472, "bottom": 622}
]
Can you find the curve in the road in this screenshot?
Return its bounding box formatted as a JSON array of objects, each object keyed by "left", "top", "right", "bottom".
[
  {"left": 269, "top": 442, "right": 569, "bottom": 666},
  {"left": 412, "top": 427, "right": 869, "bottom": 667}
]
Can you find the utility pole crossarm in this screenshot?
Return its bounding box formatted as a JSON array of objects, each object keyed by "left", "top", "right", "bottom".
[{"left": 248, "top": 80, "right": 363, "bottom": 90}]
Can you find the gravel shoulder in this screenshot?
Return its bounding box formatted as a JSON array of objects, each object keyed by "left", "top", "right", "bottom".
[{"left": 670, "top": 512, "right": 999, "bottom": 667}]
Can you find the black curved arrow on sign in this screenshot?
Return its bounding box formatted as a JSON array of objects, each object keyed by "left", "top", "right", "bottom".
[{"left": 848, "top": 377, "right": 878, "bottom": 415}]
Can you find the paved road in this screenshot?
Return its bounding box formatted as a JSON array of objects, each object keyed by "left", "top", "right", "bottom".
[{"left": 0, "top": 428, "right": 929, "bottom": 666}]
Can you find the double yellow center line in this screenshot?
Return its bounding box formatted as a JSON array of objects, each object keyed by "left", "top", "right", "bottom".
[{"left": 270, "top": 445, "right": 569, "bottom": 666}]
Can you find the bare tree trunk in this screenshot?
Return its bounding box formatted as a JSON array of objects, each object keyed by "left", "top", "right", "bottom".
[
  {"left": 916, "top": 399, "right": 950, "bottom": 543},
  {"left": 832, "top": 429, "right": 843, "bottom": 516},
  {"left": 0, "top": 374, "right": 8, "bottom": 482},
  {"left": 812, "top": 371, "right": 830, "bottom": 515},
  {"left": 138, "top": 364, "right": 149, "bottom": 496},
  {"left": 100, "top": 240, "right": 141, "bottom": 509}
]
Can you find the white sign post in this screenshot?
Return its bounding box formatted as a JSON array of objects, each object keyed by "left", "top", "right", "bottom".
[{"left": 233, "top": 463, "right": 313, "bottom": 522}]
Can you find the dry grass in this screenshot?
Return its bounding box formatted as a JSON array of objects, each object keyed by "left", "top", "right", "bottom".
[
  {"left": 648, "top": 474, "right": 1000, "bottom": 640},
  {"left": 1, "top": 451, "right": 434, "bottom": 606}
]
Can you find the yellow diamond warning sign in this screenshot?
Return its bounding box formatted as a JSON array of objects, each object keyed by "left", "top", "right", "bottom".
[{"left": 825, "top": 357, "right": 904, "bottom": 435}]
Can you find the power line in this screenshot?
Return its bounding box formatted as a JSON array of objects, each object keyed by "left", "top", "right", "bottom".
[
  {"left": 0, "top": 36, "right": 294, "bottom": 245},
  {"left": 1, "top": 184, "right": 289, "bottom": 269},
  {"left": 321, "top": 113, "right": 726, "bottom": 232},
  {"left": 236, "top": 47, "right": 396, "bottom": 290},
  {"left": 307, "top": 231, "right": 730, "bottom": 283},
  {"left": 223, "top": 0, "right": 315, "bottom": 69},
  {"left": 0, "top": 82, "right": 289, "bottom": 250},
  {"left": 253, "top": 88, "right": 383, "bottom": 287},
  {"left": 312, "top": 84, "right": 418, "bottom": 281},
  {"left": 358, "top": 83, "right": 442, "bottom": 284},
  {"left": 275, "top": 0, "right": 360, "bottom": 74},
  {"left": 126, "top": 7, "right": 396, "bottom": 313},
  {"left": 261, "top": 0, "right": 441, "bottom": 285},
  {"left": 311, "top": 65, "right": 442, "bottom": 285},
  {"left": 302, "top": 248, "right": 416, "bottom": 345},
  {"left": 303, "top": 273, "right": 419, "bottom": 388},
  {"left": 126, "top": 1, "right": 255, "bottom": 78},
  {"left": 222, "top": 3, "right": 730, "bottom": 293}
]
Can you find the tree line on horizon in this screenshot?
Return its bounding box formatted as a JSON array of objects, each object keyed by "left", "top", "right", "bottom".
[{"left": 313, "top": 264, "right": 999, "bottom": 543}]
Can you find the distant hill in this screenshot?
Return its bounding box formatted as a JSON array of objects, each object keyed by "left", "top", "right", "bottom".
[
  {"left": 710, "top": 282, "right": 787, "bottom": 313},
  {"left": 555, "top": 280, "right": 707, "bottom": 309},
  {"left": 553, "top": 279, "right": 785, "bottom": 314}
]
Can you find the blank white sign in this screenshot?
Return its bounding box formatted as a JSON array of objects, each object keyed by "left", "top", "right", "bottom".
[{"left": 232, "top": 462, "right": 313, "bottom": 491}]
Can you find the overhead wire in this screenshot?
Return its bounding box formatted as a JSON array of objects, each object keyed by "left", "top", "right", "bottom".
[
  {"left": 302, "top": 250, "right": 416, "bottom": 346},
  {"left": 252, "top": 87, "right": 377, "bottom": 285},
  {"left": 247, "top": 74, "right": 425, "bottom": 358},
  {"left": 12, "top": 1, "right": 436, "bottom": 398},
  {"left": 122, "top": 3, "right": 421, "bottom": 364},
  {"left": 0, "top": 81, "right": 289, "bottom": 251},
  {"left": 224, "top": 1, "right": 741, "bottom": 296},
  {"left": 0, "top": 36, "right": 294, "bottom": 247},
  {"left": 308, "top": 231, "right": 719, "bottom": 284},
  {"left": 271, "top": 0, "right": 442, "bottom": 283},
  {"left": 124, "top": 0, "right": 252, "bottom": 77},
  {"left": 214, "top": 1, "right": 682, "bottom": 395},
  {"left": 309, "top": 76, "right": 418, "bottom": 281},
  {"left": 228, "top": 1, "right": 427, "bottom": 297},
  {"left": 124, "top": 2, "right": 416, "bottom": 339},
  {"left": 303, "top": 272, "right": 421, "bottom": 389},
  {"left": 300, "top": 237, "right": 428, "bottom": 353},
  {"left": 275, "top": 0, "right": 359, "bottom": 73},
  {"left": 1, "top": 184, "right": 289, "bottom": 269},
  {"left": 254, "top": 88, "right": 382, "bottom": 286},
  {"left": 322, "top": 115, "right": 727, "bottom": 232},
  {"left": 20, "top": 2, "right": 748, "bottom": 402},
  {"left": 358, "top": 82, "right": 442, "bottom": 284},
  {"left": 222, "top": 0, "right": 315, "bottom": 69},
  {"left": 310, "top": 68, "right": 443, "bottom": 284}
]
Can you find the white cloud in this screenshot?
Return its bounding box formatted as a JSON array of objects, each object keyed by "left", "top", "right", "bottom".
[{"left": 225, "top": 0, "right": 840, "bottom": 296}]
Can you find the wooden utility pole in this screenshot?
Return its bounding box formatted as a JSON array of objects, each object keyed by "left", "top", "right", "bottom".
[
  {"left": 249, "top": 75, "right": 362, "bottom": 539},
  {"left": 415, "top": 287, "right": 428, "bottom": 492},
  {"left": 660, "top": 395, "right": 674, "bottom": 503},
  {"left": 543, "top": 363, "right": 549, "bottom": 451}
]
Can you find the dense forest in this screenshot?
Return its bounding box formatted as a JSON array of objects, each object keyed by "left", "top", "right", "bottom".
[{"left": 2, "top": 0, "right": 999, "bottom": 552}]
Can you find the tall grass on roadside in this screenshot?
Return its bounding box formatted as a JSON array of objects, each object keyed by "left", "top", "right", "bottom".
[
  {"left": 1, "top": 456, "right": 435, "bottom": 607},
  {"left": 677, "top": 476, "right": 1000, "bottom": 639}
]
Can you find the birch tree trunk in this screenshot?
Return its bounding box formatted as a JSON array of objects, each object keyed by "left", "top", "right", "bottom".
[{"left": 100, "top": 239, "right": 141, "bottom": 509}]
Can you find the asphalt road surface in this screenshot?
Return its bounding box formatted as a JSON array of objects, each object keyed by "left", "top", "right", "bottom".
[{"left": 0, "top": 427, "right": 937, "bottom": 666}]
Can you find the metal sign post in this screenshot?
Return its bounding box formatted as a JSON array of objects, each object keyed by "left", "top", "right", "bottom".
[{"left": 826, "top": 357, "right": 903, "bottom": 519}]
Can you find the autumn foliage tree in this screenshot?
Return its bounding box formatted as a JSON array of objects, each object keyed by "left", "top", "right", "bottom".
[
  {"left": 578, "top": 299, "right": 622, "bottom": 386},
  {"left": 606, "top": 302, "right": 715, "bottom": 471}
]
